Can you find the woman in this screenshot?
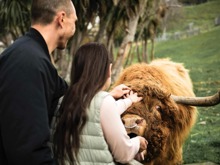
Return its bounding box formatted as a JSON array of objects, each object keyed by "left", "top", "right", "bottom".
[{"left": 54, "top": 42, "right": 147, "bottom": 165}]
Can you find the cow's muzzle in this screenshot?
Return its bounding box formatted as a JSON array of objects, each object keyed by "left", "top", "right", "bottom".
[{"left": 122, "top": 114, "right": 147, "bottom": 137}]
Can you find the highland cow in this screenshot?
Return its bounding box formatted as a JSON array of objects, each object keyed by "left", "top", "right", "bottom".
[{"left": 113, "top": 58, "right": 220, "bottom": 165}]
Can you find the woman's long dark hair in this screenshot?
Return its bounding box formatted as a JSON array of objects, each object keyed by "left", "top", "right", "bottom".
[{"left": 54, "top": 42, "right": 112, "bottom": 165}]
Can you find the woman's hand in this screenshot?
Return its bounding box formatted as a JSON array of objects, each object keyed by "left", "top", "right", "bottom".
[
  {"left": 124, "top": 90, "right": 143, "bottom": 103},
  {"left": 110, "top": 84, "right": 131, "bottom": 99},
  {"left": 135, "top": 150, "right": 147, "bottom": 161},
  {"left": 138, "top": 136, "right": 148, "bottom": 153}
]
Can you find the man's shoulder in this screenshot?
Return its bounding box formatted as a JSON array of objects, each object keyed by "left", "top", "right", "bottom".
[
  {"left": 0, "top": 36, "right": 53, "bottom": 73},
  {"left": 1, "top": 35, "right": 40, "bottom": 58}
]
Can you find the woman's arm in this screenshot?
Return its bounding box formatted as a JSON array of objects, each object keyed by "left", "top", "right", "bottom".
[
  {"left": 115, "top": 98, "right": 132, "bottom": 115},
  {"left": 100, "top": 95, "right": 140, "bottom": 163}
]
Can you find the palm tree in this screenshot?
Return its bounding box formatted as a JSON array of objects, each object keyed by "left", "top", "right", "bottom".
[{"left": 0, "top": 0, "right": 31, "bottom": 45}]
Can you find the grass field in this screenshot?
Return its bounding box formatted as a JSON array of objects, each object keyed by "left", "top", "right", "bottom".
[
  {"left": 153, "top": 26, "right": 220, "bottom": 164},
  {"left": 167, "top": 0, "right": 220, "bottom": 32}
]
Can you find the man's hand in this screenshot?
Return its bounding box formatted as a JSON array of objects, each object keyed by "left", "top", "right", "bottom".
[{"left": 110, "top": 84, "right": 131, "bottom": 99}]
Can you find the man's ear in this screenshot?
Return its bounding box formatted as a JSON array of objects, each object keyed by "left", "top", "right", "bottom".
[{"left": 56, "top": 11, "right": 66, "bottom": 28}]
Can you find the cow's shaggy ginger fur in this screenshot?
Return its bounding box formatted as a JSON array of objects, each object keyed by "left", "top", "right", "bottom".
[{"left": 113, "top": 59, "right": 197, "bottom": 165}]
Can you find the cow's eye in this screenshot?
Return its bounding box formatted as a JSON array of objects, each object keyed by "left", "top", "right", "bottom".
[{"left": 155, "top": 105, "right": 162, "bottom": 111}]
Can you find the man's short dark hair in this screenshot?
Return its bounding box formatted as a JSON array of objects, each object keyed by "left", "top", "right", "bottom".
[{"left": 31, "top": 0, "right": 73, "bottom": 25}]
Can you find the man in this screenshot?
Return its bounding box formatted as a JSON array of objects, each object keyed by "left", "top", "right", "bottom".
[{"left": 0, "top": 0, "right": 77, "bottom": 164}]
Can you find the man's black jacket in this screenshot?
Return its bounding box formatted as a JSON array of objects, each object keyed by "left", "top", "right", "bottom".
[{"left": 0, "top": 28, "right": 68, "bottom": 165}]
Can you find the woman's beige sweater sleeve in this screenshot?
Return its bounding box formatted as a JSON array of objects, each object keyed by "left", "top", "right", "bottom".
[{"left": 100, "top": 95, "right": 140, "bottom": 163}]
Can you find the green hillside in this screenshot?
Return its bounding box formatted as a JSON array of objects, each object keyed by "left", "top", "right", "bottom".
[
  {"left": 155, "top": 26, "right": 220, "bottom": 85},
  {"left": 154, "top": 25, "right": 220, "bottom": 164},
  {"left": 167, "top": 0, "right": 220, "bottom": 32}
]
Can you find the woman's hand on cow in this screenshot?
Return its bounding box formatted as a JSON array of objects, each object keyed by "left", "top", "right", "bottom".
[
  {"left": 109, "top": 84, "right": 131, "bottom": 99},
  {"left": 135, "top": 150, "right": 147, "bottom": 161},
  {"left": 124, "top": 90, "right": 143, "bottom": 103},
  {"left": 138, "top": 136, "right": 148, "bottom": 153}
]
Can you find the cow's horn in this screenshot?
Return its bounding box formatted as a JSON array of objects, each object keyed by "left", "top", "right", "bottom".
[{"left": 171, "top": 91, "right": 220, "bottom": 106}]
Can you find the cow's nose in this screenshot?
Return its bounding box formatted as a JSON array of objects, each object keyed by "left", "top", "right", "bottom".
[{"left": 122, "top": 118, "right": 138, "bottom": 129}]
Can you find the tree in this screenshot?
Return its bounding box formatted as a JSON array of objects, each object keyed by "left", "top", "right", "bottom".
[
  {"left": 111, "top": 0, "right": 147, "bottom": 82},
  {"left": 0, "top": 0, "right": 31, "bottom": 46},
  {"left": 0, "top": 0, "right": 167, "bottom": 83}
]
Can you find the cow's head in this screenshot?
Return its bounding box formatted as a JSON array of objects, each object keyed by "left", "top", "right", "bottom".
[
  {"left": 120, "top": 81, "right": 180, "bottom": 162},
  {"left": 120, "top": 81, "right": 220, "bottom": 163}
]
